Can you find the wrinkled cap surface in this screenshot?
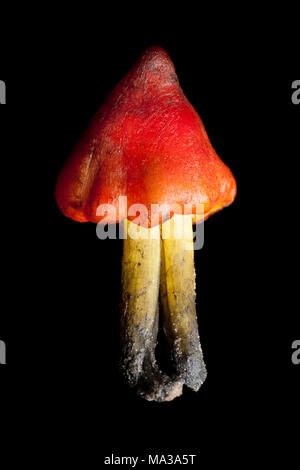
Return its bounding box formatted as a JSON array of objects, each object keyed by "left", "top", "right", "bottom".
[{"left": 55, "top": 46, "right": 236, "bottom": 227}]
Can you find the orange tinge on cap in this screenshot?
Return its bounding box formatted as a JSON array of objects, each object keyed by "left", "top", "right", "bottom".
[{"left": 55, "top": 46, "right": 236, "bottom": 228}]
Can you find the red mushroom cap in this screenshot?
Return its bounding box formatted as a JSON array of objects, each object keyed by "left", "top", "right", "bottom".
[{"left": 55, "top": 46, "right": 236, "bottom": 227}]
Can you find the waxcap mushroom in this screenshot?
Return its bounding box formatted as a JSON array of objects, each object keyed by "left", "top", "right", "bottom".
[{"left": 55, "top": 46, "right": 236, "bottom": 401}]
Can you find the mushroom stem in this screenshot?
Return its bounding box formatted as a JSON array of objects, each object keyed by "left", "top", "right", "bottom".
[
  {"left": 120, "top": 215, "right": 206, "bottom": 402},
  {"left": 120, "top": 220, "right": 161, "bottom": 387},
  {"left": 120, "top": 220, "right": 183, "bottom": 402},
  {"left": 160, "top": 214, "right": 207, "bottom": 390}
]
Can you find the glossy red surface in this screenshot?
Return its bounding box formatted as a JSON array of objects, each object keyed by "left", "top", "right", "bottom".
[{"left": 55, "top": 46, "right": 236, "bottom": 227}]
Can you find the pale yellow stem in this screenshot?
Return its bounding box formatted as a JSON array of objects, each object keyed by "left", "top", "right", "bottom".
[
  {"left": 120, "top": 220, "right": 183, "bottom": 401},
  {"left": 160, "top": 214, "right": 207, "bottom": 390}
]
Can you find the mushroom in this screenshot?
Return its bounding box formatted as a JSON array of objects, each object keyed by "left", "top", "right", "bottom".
[{"left": 55, "top": 46, "right": 236, "bottom": 402}]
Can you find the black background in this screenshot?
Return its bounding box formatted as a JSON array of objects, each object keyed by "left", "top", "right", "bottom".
[{"left": 0, "top": 11, "right": 299, "bottom": 466}]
